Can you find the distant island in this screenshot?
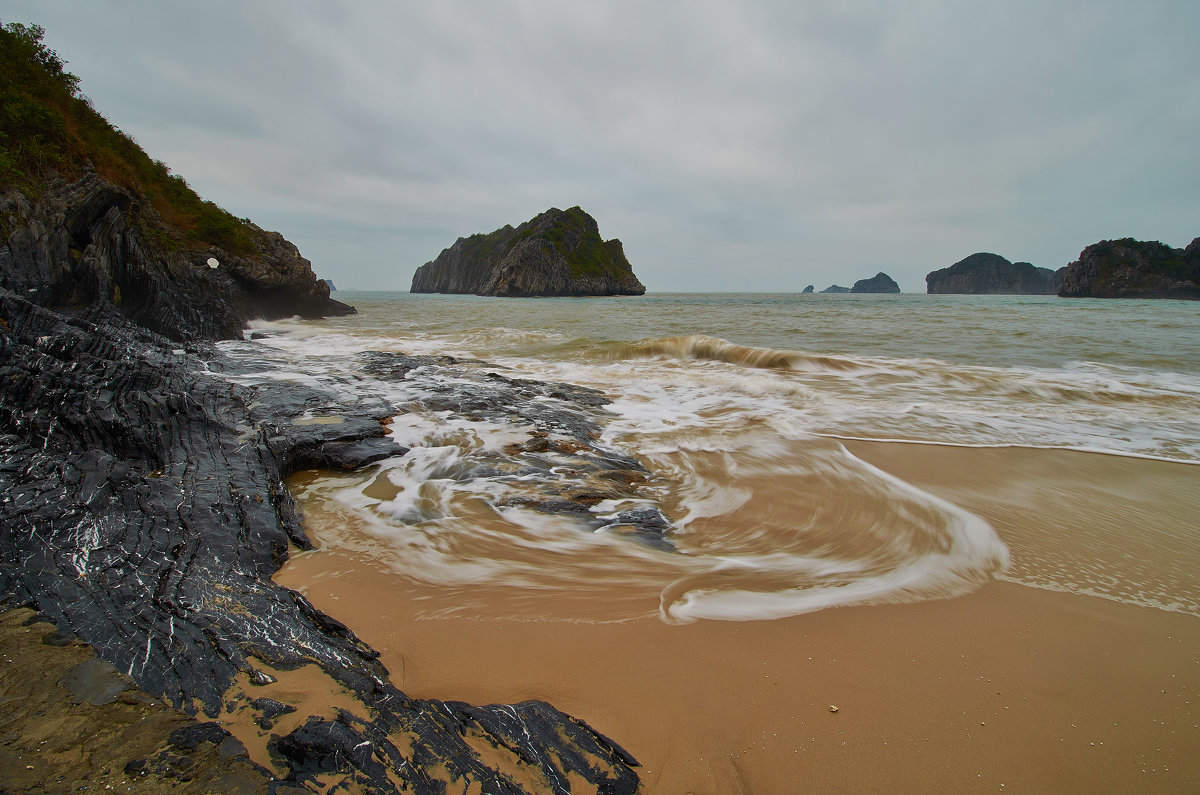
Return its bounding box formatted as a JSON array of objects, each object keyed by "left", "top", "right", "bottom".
[
  {"left": 1059, "top": 237, "right": 1200, "bottom": 300},
  {"left": 321, "top": 278, "right": 337, "bottom": 291},
  {"left": 411, "top": 207, "right": 646, "bottom": 297},
  {"left": 926, "top": 253, "right": 1061, "bottom": 295},
  {"left": 820, "top": 272, "right": 900, "bottom": 294}
]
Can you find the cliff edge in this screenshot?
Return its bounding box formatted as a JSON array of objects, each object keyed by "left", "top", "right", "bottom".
[
  {"left": 412, "top": 207, "right": 646, "bottom": 297},
  {"left": 1058, "top": 237, "right": 1200, "bottom": 300}
]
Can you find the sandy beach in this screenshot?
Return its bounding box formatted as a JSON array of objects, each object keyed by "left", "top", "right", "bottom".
[{"left": 272, "top": 440, "right": 1200, "bottom": 792}]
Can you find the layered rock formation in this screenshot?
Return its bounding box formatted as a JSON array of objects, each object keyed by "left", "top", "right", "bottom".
[
  {"left": 0, "top": 292, "right": 640, "bottom": 792},
  {"left": 0, "top": 174, "right": 352, "bottom": 341},
  {"left": 851, "top": 272, "right": 901, "bottom": 293},
  {"left": 926, "top": 253, "right": 1061, "bottom": 295},
  {"left": 411, "top": 207, "right": 646, "bottom": 297},
  {"left": 1058, "top": 237, "right": 1200, "bottom": 299}
]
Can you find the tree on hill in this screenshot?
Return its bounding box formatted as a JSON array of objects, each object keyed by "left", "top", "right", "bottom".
[{"left": 0, "top": 20, "right": 256, "bottom": 253}]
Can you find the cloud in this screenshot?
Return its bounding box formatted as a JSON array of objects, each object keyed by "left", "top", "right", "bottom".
[{"left": 8, "top": 0, "right": 1200, "bottom": 291}]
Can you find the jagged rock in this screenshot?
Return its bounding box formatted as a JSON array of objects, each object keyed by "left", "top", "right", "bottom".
[
  {"left": 0, "top": 174, "right": 354, "bottom": 341},
  {"left": 411, "top": 207, "right": 646, "bottom": 297},
  {"left": 851, "top": 272, "right": 901, "bottom": 293},
  {"left": 1058, "top": 237, "right": 1200, "bottom": 299},
  {"left": 820, "top": 284, "right": 851, "bottom": 293},
  {"left": 801, "top": 285, "right": 814, "bottom": 294},
  {"left": 320, "top": 278, "right": 337, "bottom": 291},
  {"left": 0, "top": 293, "right": 641, "bottom": 792},
  {"left": 926, "top": 252, "right": 1061, "bottom": 294}
]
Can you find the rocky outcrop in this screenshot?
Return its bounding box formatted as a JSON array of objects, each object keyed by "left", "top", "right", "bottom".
[
  {"left": 802, "top": 285, "right": 814, "bottom": 294},
  {"left": 820, "top": 284, "right": 851, "bottom": 293},
  {"left": 321, "top": 278, "right": 337, "bottom": 291},
  {"left": 1058, "top": 237, "right": 1200, "bottom": 299},
  {"left": 411, "top": 207, "right": 646, "bottom": 297},
  {"left": 0, "top": 291, "right": 641, "bottom": 793},
  {"left": 0, "top": 174, "right": 354, "bottom": 341},
  {"left": 851, "top": 272, "right": 901, "bottom": 293},
  {"left": 926, "top": 253, "right": 1061, "bottom": 295},
  {"left": 0, "top": 178, "right": 640, "bottom": 793}
]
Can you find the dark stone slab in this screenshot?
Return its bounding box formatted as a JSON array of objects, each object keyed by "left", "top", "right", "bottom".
[{"left": 0, "top": 289, "right": 641, "bottom": 792}]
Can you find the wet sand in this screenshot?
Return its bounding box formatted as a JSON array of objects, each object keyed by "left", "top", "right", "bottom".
[{"left": 275, "top": 441, "right": 1200, "bottom": 793}]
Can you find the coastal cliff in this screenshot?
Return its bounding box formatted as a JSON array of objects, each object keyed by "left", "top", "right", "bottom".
[
  {"left": 412, "top": 207, "right": 646, "bottom": 296},
  {"left": 927, "top": 253, "right": 1061, "bottom": 295},
  {"left": 1, "top": 173, "right": 354, "bottom": 340},
  {"left": 0, "top": 23, "right": 639, "bottom": 792},
  {"left": 1058, "top": 237, "right": 1200, "bottom": 299}
]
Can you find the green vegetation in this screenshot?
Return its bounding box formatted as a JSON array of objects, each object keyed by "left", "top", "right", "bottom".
[
  {"left": 0, "top": 21, "right": 255, "bottom": 253},
  {"left": 539, "top": 206, "right": 633, "bottom": 278}
]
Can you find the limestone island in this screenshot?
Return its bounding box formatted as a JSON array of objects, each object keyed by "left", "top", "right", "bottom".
[
  {"left": 411, "top": 207, "right": 646, "bottom": 297},
  {"left": 1058, "top": 237, "right": 1200, "bottom": 300},
  {"left": 821, "top": 272, "right": 900, "bottom": 294},
  {"left": 926, "top": 253, "right": 1062, "bottom": 294}
]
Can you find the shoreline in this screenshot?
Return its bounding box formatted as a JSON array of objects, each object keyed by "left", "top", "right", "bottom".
[{"left": 276, "top": 438, "right": 1200, "bottom": 792}]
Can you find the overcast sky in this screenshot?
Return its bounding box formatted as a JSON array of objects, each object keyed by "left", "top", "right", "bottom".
[{"left": 8, "top": 1, "right": 1199, "bottom": 291}]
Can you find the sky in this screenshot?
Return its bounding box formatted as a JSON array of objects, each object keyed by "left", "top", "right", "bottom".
[{"left": 6, "top": 1, "right": 1199, "bottom": 292}]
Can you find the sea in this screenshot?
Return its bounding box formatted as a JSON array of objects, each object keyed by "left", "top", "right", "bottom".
[{"left": 224, "top": 292, "right": 1200, "bottom": 624}]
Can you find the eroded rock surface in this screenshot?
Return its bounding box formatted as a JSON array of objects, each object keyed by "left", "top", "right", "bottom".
[{"left": 0, "top": 291, "right": 641, "bottom": 792}]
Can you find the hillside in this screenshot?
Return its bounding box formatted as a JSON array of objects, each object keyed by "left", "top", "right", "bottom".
[{"left": 0, "top": 21, "right": 349, "bottom": 338}]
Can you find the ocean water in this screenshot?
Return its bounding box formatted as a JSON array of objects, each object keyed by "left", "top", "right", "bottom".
[{"left": 226, "top": 292, "right": 1200, "bottom": 621}]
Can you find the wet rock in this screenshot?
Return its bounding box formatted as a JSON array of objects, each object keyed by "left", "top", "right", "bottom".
[
  {"left": 0, "top": 291, "right": 642, "bottom": 792},
  {"left": 250, "top": 697, "right": 296, "bottom": 730},
  {"left": 602, "top": 508, "right": 675, "bottom": 552}
]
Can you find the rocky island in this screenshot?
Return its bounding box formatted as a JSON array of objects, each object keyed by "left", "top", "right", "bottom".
[
  {"left": 820, "top": 272, "right": 900, "bottom": 294},
  {"left": 0, "top": 23, "right": 639, "bottom": 793},
  {"left": 926, "top": 252, "right": 1062, "bottom": 294},
  {"left": 411, "top": 207, "right": 646, "bottom": 297},
  {"left": 1058, "top": 237, "right": 1200, "bottom": 299}
]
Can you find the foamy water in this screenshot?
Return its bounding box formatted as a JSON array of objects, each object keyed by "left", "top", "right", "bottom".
[{"left": 226, "top": 292, "right": 1200, "bottom": 620}]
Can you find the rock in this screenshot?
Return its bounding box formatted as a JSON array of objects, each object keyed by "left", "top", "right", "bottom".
[
  {"left": 411, "top": 207, "right": 646, "bottom": 297},
  {"left": 851, "top": 272, "right": 901, "bottom": 293},
  {"left": 321, "top": 278, "right": 337, "bottom": 291},
  {"left": 820, "top": 285, "right": 851, "bottom": 293},
  {"left": 801, "top": 285, "right": 814, "bottom": 294},
  {"left": 926, "top": 253, "right": 1061, "bottom": 294},
  {"left": 1058, "top": 237, "right": 1200, "bottom": 299},
  {"left": 0, "top": 292, "right": 642, "bottom": 792},
  {"left": 0, "top": 173, "right": 355, "bottom": 341}
]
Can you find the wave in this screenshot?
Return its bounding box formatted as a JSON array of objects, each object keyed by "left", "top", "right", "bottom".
[{"left": 607, "top": 334, "right": 874, "bottom": 372}]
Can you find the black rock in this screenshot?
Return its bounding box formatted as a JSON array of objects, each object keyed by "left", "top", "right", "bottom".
[{"left": 0, "top": 292, "right": 641, "bottom": 792}]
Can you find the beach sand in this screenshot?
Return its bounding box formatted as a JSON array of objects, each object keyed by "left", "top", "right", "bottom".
[{"left": 274, "top": 441, "right": 1200, "bottom": 793}]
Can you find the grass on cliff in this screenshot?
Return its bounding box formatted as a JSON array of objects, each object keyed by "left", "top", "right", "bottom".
[
  {"left": 540, "top": 207, "right": 634, "bottom": 279},
  {"left": 0, "top": 21, "right": 254, "bottom": 254}
]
